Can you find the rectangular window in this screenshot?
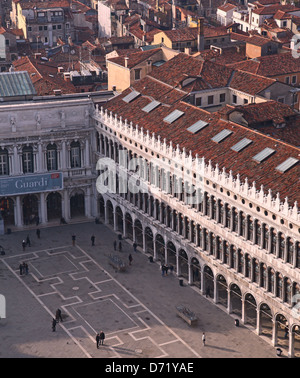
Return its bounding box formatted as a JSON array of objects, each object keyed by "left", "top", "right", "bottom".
[
  {"left": 71, "top": 145, "right": 81, "bottom": 168},
  {"left": 208, "top": 95, "right": 214, "bottom": 105},
  {"left": 0, "top": 153, "right": 8, "bottom": 175},
  {"left": 285, "top": 76, "right": 290, "bottom": 84},
  {"left": 22, "top": 150, "right": 33, "bottom": 174},
  {"left": 277, "top": 97, "right": 285, "bottom": 103},
  {"left": 28, "top": 26, "right": 32, "bottom": 32},
  {"left": 292, "top": 75, "right": 297, "bottom": 84},
  {"left": 39, "top": 26, "right": 43, "bottom": 31},
  {"left": 220, "top": 93, "right": 225, "bottom": 103},
  {"left": 134, "top": 69, "right": 141, "bottom": 81},
  {"left": 53, "top": 25, "right": 57, "bottom": 30},
  {"left": 47, "top": 149, "right": 57, "bottom": 171},
  {"left": 244, "top": 98, "right": 248, "bottom": 104},
  {"left": 195, "top": 97, "right": 202, "bottom": 106},
  {"left": 44, "top": 26, "right": 48, "bottom": 31},
  {"left": 232, "top": 94, "right": 237, "bottom": 103},
  {"left": 57, "top": 25, "right": 62, "bottom": 29}
]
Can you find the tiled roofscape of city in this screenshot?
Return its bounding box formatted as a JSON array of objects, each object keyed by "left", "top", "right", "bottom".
[{"left": 0, "top": 0, "right": 300, "bottom": 358}]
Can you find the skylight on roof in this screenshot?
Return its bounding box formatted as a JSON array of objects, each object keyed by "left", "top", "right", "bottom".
[
  {"left": 231, "top": 138, "right": 253, "bottom": 152},
  {"left": 253, "top": 147, "right": 275, "bottom": 163},
  {"left": 122, "top": 90, "right": 140, "bottom": 103},
  {"left": 211, "top": 129, "right": 233, "bottom": 143},
  {"left": 187, "top": 120, "right": 209, "bottom": 134},
  {"left": 275, "top": 157, "right": 299, "bottom": 173},
  {"left": 142, "top": 100, "right": 161, "bottom": 113},
  {"left": 163, "top": 109, "right": 185, "bottom": 124}
]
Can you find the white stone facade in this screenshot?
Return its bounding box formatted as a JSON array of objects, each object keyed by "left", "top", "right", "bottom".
[{"left": 92, "top": 106, "right": 300, "bottom": 357}]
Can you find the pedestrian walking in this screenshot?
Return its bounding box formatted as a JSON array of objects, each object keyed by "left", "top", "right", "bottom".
[
  {"left": 128, "top": 254, "right": 133, "bottom": 265},
  {"left": 133, "top": 242, "right": 137, "bottom": 252},
  {"left": 52, "top": 318, "right": 57, "bottom": 332},
  {"left": 99, "top": 330, "right": 105, "bottom": 345},
  {"left": 113, "top": 240, "right": 117, "bottom": 251},
  {"left": 118, "top": 241, "right": 122, "bottom": 252},
  {"left": 22, "top": 240, "right": 26, "bottom": 251},
  {"left": 202, "top": 332, "right": 206, "bottom": 346},
  {"left": 25, "top": 263, "right": 29, "bottom": 275},
  {"left": 56, "top": 308, "right": 63, "bottom": 323},
  {"left": 19, "top": 263, "right": 23, "bottom": 276},
  {"left": 96, "top": 333, "right": 100, "bottom": 349},
  {"left": 36, "top": 229, "right": 40, "bottom": 239},
  {"left": 72, "top": 234, "right": 76, "bottom": 246},
  {"left": 161, "top": 264, "right": 165, "bottom": 276},
  {"left": 22, "top": 262, "right": 26, "bottom": 273},
  {"left": 26, "top": 235, "right": 31, "bottom": 247},
  {"left": 91, "top": 235, "right": 95, "bottom": 246}
]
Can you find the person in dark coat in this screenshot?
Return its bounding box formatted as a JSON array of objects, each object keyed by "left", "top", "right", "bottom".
[
  {"left": 113, "top": 240, "right": 117, "bottom": 251},
  {"left": 118, "top": 241, "right": 122, "bottom": 252},
  {"left": 19, "top": 263, "right": 23, "bottom": 276},
  {"left": 129, "top": 254, "right": 133, "bottom": 265},
  {"left": 91, "top": 235, "right": 95, "bottom": 246},
  {"left": 22, "top": 240, "right": 26, "bottom": 251},
  {"left": 96, "top": 333, "right": 100, "bottom": 349},
  {"left": 72, "top": 234, "right": 76, "bottom": 246},
  {"left": 52, "top": 318, "right": 57, "bottom": 332},
  {"left": 26, "top": 235, "right": 31, "bottom": 247},
  {"left": 56, "top": 308, "right": 63, "bottom": 323},
  {"left": 99, "top": 331, "right": 105, "bottom": 345},
  {"left": 36, "top": 229, "right": 40, "bottom": 239}
]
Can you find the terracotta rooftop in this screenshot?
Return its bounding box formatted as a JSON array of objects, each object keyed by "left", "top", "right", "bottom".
[
  {"left": 252, "top": 4, "right": 300, "bottom": 15},
  {"left": 12, "top": 56, "right": 76, "bottom": 95},
  {"left": 107, "top": 48, "right": 161, "bottom": 69},
  {"left": 218, "top": 3, "right": 237, "bottom": 12},
  {"left": 227, "top": 52, "right": 300, "bottom": 77},
  {"left": 102, "top": 81, "right": 300, "bottom": 205}
]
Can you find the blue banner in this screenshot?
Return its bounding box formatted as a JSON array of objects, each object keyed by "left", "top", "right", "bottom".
[{"left": 0, "top": 172, "right": 63, "bottom": 196}]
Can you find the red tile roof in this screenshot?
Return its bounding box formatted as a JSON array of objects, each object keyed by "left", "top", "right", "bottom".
[
  {"left": 227, "top": 52, "right": 300, "bottom": 77},
  {"left": 103, "top": 81, "right": 300, "bottom": 205}
]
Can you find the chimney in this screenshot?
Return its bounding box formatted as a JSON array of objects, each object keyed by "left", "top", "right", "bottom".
[
  {"left": 124, "top": 56, "right": 129, "bottom": 68},
  {"left": 184, "top": 47, "right": 191, "bottom": 55},
  {"left": 197, "top": 17, "right": 204, "bottom": 52}
]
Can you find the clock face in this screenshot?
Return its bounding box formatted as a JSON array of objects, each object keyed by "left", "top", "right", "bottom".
[{"left": 70, "top": 49, "right": 75, "bottom": 55}]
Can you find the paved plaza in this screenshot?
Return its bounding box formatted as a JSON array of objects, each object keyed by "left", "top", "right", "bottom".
[{"left": 0, "top": 219, "right": 279, "bottom": 358}]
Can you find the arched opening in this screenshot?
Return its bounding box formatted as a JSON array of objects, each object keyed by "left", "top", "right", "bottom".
[
  {"left": 145, "top": 227, "right": 154, "bottom": 256},
  {"left": 70, "top": 191, "right": 85, "bottom": 218},
  {"left": 167, "top": 241, "right": 176, "bottom": 272},
  {"left": 292, "top": 325, "right": 300, "bottom": 358},
  {"left": 230, "top": 283, "right": 242, "bottom": 317},
  {"left": 155, "top": 234, "right": 165, "bottom": 263},
  {"left": 106, "top": 200, "right": 114, "bottom": 226},
  {"left": 191, "top": 257, "right": 201, "bottom": 289},
  {"left": 22, "top": 194, "right": 38, "bottom": 225},
  {"left": 0, "top": 197, "right": 15, "bottom": 226},
  {"left": 115, "top": 206, "right": 123, "bottom": 233},
  {"left": 47, "top": 192, "right": 62, "bottom": 220},
  {"left": 178, "top": 249, "right": 188, "bottom": 280},
  {"left": 259, "top": 303, "right": 273, "bottom": 340},
  {"left": 276, "top": 314, "right": 289, "bottom": 349},
  {"left": 244, "top": 293, "right": 257, "bottom": 327},
  {"left": 216, "top": 274, "right": 228, "bottom": 308},
  {"left": 125, "top": 213, "right": 133, "bottom": 240},
  {"left": 98, "top": 194, "right": 105, "bottom": 219},
  {"left": 203, "top": 265, "right": 214, "bottom": 298},
  {"left": 134, "top": 219, "right": 143, "bottom": 247}
]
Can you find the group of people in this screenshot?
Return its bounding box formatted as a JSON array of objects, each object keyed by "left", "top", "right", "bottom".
[
  {"left": 161, "top": 263, "right": 174, "bottom": 276},
  {"left": 95, "top": 331, "right": 105, "bottom": 348},
  {"left": 19, "top": 262, "right": 29, "bottom": 276},
  {"left": 21, "top": 235, "right": 31, "bottom": 251}
]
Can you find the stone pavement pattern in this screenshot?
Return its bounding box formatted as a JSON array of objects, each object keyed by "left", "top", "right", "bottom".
[{"left": 0, "top": 221, "right": 278, "bottom": 358}]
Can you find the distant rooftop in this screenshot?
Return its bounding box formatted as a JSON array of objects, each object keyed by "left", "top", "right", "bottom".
[{"left": 0, "top": 71, "right": 36, "bottom": 99}]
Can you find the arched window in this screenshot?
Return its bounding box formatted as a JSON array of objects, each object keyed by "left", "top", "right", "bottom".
[{"left": 0, "top": 148, "right": 9, "bottom": 175}]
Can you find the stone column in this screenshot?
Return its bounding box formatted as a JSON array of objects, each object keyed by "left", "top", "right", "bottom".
[
  {"left": 15, "top": 196, "right": 22, "bottom": 227},
  {"left": 40, "top": 192, "right": 47, "bottom": 224}
]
